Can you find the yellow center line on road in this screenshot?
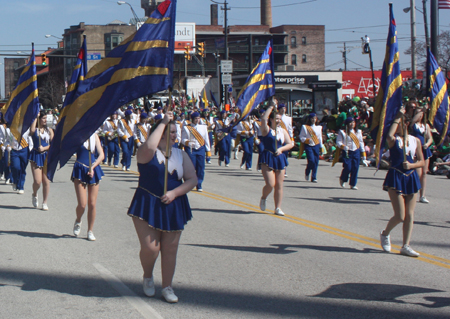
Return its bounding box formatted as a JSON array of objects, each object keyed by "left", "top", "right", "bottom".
[{"left": 194, "top": 190, "right": 450, "bottom": 270}]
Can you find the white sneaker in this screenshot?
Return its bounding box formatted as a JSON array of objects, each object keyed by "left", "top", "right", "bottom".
[
  {"left": 240, "top": 164, "right": 245, "bottom": 169},
  {"left": 161, "top": 286, "right": 178, "bottom": 303},
  {"left": 259, "top": 198, "right": 266, "bottom": 211},
  {"left": 400, "top": 245, "right": 420, "bottom": 257},
  {"left": 225, "top": 164, "right": 230, "bottom": 167},
  {"left": 257, "top": 169, "right": 261, "bottom": 173},
  {"left": 419, "top": 196, "right": 429, "bottom": 203},
  {"left": 18, "top": 190, "right": 24, "bottom": 194},
  {"left": 218, "top": 160, "right": 222, "bottom": 166},
  {"left": 12, "top": 184, "right": 17, "bottom": 191},
  {"left": 246, "top": 167, "right": 252, "bottom": 171},
  {"left": 274, "top": 208, "right": 285, "bottom": 216},
  {"left": 207, "top": 160, "right": 212, "bottom": 164},
  {"left": 32, "top": 194, "right": 38, "bottom": 208},
  {"left": 339, "top": 179, "right": 346, "bottom": 188},
  {"left": 380, "top": 231, "right": 391, "bottom": 252},
  {"left": 0, "top": 175, "right": 4, "bottom": 181},
  {"left": 73, "top": 221, "right": 82, "bottom": 237},
  {"left": 351, "top": 186, "right": 358, "bottom": 190},
  {"left": 122, "top": 166, "right": 126, "bottom": 171},
  {"left": 42, "top": 203, "right": 48, "bottom": 211},
  {"left": 87, "top": 231, "right": 96, "bottom": 241},
  {"left": 5, "top": 179, "right": 11, "bottom": 185},
  {"left": 143, "top": 277, "right": 155, "bottom": 297},
  {"left": 305, "top": 174, "right": 310, "bottom": 181},
  {"left": 284, "top": 174, "right": 288, "bottom": 178},
  {"left": 114, "top": 165, "right": 118, "bottom": 168}
]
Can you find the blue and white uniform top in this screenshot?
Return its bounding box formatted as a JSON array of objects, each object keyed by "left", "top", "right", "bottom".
[
  {"left": 411, "top": 123, "right": 432, "bottom": 160},
  {"left": 103, "top": 118, "right": 119, "bottom": 139},
  {"left": 281, "top": 114, "right": 293, "bottom": 139},
  {"left": 29, "top": 129, "right": 51, "bottom": 167},
  {"left": 258, "top": 127, "right": 288, "bottom": 170},
  {"left": 0, "top": 124, "right": 9, "bottom": 148},
  {"left": 181, "top": 123, "right": 211, "bottom": 152},
  {"left": 336, "top": 129, "right": 365, "bottom": 152},
  {"left": 134, "top": 122, "right": 151, "bottom": 144},
  {"left": 236, "top": 120, "right": 255, "bottom": 138},
  {"left": 71, "top": 135, "right": 104, "bottom": 185},
  {"left": 8, "top": 129, "right": 33, "bottom": 151},
  {"left": 118, "top": 118, "right": 136, "bottom": 140},
  {"left": 299, "top": 124, "right": 323, "bottom": 147},
  {"left": 382, "top": 135, "right": 421, "bottom": 195}
]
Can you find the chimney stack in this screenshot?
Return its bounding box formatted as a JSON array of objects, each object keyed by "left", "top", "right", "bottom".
[
  {"left": 260, "top": 0, "right": 272, "bottom": 27},
  {"left": 211, "top": 4, "right": 218, "bottom": 25}
]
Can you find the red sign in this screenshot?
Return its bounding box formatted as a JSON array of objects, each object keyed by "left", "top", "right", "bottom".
[{"left": 341, "top": 70, "right": 424, "bottom": 98}]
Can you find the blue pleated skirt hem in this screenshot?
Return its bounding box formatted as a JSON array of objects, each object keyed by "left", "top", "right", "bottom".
[
  {"left": 28, "top": 150, "right": 47, "bottom": 168},
  {"left": 127, "top": 188, "right": 192, "bottom": 232},
  {"left": 383, "top": 168, "right": 421, "bottom": 195},
  {"left": 71, "top": 162, "right": 104, "bottom": 185},
  {"left": 259, "top": 151, "right": 288, "bottom": 171}
]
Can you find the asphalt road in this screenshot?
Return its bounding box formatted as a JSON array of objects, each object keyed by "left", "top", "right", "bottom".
[{"left": 1, "top": 152, "right": 449, "bottom": 319}]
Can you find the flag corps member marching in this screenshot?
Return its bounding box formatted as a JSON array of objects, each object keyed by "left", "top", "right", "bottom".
[
  {"left": 118, "top": 110, "right": 136, "bottom": 171},
  {"left": 181, "top": 112, "right": 210, "bottom": 192},
  {"left": 299, "top": 113, "right": 323, "bottom": 183}
]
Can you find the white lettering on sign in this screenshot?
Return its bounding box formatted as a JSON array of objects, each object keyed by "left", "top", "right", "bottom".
[{"left": 275, "top": 77, "right": 306, "bottom": 85}]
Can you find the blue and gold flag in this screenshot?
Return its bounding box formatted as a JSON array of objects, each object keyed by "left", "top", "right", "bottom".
[
  {"left": 46, "top": 0, "right": 177, "bottom": 181},
  {"left": 427, "top": 48, "right": 450, "bottom": 145},
  {"left": 1, "top": 44, "right": 39, "bottom": 141},
  {"left": 235, "top": 40, "right": 275, "bottom": 121},
  {"left": 370, "top": 4, "right": 403, "bottom": 167},
  {"left": 210, "top": 90, "right": 219, "bottom": 107},
  {"left": 200, "top": 88, "right": 209, "bottom": 109}
]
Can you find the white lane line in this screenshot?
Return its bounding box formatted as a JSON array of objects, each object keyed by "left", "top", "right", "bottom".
[{"left": 93, "top": 263, "right": 164, "bottom": 319}]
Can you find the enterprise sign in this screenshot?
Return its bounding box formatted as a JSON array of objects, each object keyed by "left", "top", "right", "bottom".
[{"left": 274, "top": 75, "right": 318, "bottom": 85}]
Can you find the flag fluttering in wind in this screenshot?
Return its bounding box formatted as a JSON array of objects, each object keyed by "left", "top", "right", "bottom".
[
  {"left": 210, "top": 90, "right": 219, "bottom": 107},
  {"left": 46, "top": 0, "right": 177, "bottom": 181},
  {"left": 370, "top": 4, "right": 403, "bottom": 167},
  {"left": 427, "top": 47, "right": 450, "bottom": 145},
  {"left": 199, "top": 88, "right": 209, "bottom": 109},
  {"left": 1, "top": 44, "right": 39, "bottom": 141},
  {"left": 439, "top": 0, "right": 450, "bottom": 9},
  {"left": 226, "top": 40, "right": 275, "bottom": 131}
]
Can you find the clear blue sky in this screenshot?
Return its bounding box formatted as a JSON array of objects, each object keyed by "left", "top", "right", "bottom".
[{"left": 2, "top": 0, "right": 450, "bottom": 98}]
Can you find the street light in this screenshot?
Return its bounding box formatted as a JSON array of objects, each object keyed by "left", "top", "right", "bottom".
[
  {"left": 45, "top": 34, "right": 63, "bottom": 40},
  {"left": 117, "top": 1, "right": 140, "bottom": 27}
]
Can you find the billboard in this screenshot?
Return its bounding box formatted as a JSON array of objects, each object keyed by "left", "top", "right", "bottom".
[{"left": 175, "top": 23, "right": 196, "bottom": 54}]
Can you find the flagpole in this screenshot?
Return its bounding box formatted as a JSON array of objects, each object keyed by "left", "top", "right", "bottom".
[
  {"left": 38, "top": 116, "right": 42, "bottom": 147},
  {"left": 164, "top": 89, "right": 173, "bottom": 195},
  {"left": 88, "top": 137, "right": 92, "bottom": 172},
  {"left": 402, "top": 117, "right": 407, "bottom": 162}
]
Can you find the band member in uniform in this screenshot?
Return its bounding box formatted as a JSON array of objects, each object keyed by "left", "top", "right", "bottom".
[
  {"left": 258, "top": 103, "right": 293, "bottom": 216},
  {"left": 9, "top": 128, "right": 32, "bottom": 194},
  {"left": 215, "top": 110, "right": 231, "bottom": 167},
  {"left": 0, "top": 114, "right": 11, "bottom": 184},
  {"left": 335, "top": 117, "right": 365, "bottom": 190},
  {"left": 300, "top": 113, "right": 323, "bottom": 182},
  {"left": 278, "top": 103, "right": 294, "bottom": 177},
  {"left": 380, "top": 109, "right": 424, "bottom": 257},
  {"left": 181, "top": 112, "right": 210, "bottom": 192},
  {"left": 410, "top": 106, "right": 433, "bottom": 203},
  {"left": 236, "top": 116, "right": 255, "bottom": 170},
  {"left": 104, "top": 112, "right": 120, "bottom": 167},
  {"left": 253, "top": 109, "right": 265, "bottom": 172},
  {"left": 118, "top": 110, "right": 136, "bottom": 171},
  {"left": 72, "top": 134, "right": 105, "bottom": 241},
  {"left": 127, "top": 112, "right": 197, "bottom": 303},
  {"left": 135, "top": 112, "right": 151, "bottom": 148},
  {"left": 98, "top": 120, "right": 108, "bottom": 165},
  {"left": 29, "top": 112, "right": 54, "bottom": 210},
  {"left": 201, "top": 108, "right": 214, "bottom": 164}
]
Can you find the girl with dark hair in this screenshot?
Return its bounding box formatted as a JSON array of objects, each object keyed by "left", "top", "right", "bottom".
[
  {"left": 127, "top": 112, "right": 197, "bottom": 303},
  {"left": 410, "top": 106, "right": 433, "bottom": 203},
  {"left": 258, "top": 104, "right": 293, "bottom": 216},
  {"left": 29, "top": 112, "right": 54, "bottom": 210},
  {"left": 380, "top": 109, "right": 424, "bottom": 257}
]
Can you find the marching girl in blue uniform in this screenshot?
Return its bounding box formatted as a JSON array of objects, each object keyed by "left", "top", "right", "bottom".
[
  {"left": 127, "top": 111, "right": 197, "bottom": 303},
  {"left": 380, "top": 109, "right": 424, "bottom": 257},
  {"left": 299, "top": 113, "right": 323, "bottom": 182},
  {"left": 71, "top": 134, "right": 104, "bottom": 241},
  {"left": 215, "top": 110, "right": 231, "bottom": 167},
  {"left": 410, "top": 106, "right": 433, "bottom": 203},
  {"left": 258, "top": 103, "right": 293, "bottom": 216},
  {"left": 29, "top": 112, "right": 54, "bottom": 210}
]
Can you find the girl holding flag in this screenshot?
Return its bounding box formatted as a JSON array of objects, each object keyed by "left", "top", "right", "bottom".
[{"left": 258, "top": 103, "right": 293, "bottom": 216}]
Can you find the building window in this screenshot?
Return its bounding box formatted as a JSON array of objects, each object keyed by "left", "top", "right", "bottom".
[
  {"left": 302, "top": 36, "right": 307, "bottom": 45},
  {"left": 291, "top": 54, "right": 297, "bottom": 65},
  {"left": 302, "top": 54, "right": 307, "bottom": 63},
  {"left": 290, "top": 36, "right": 296, "bottom": 48},
  {"left": 255, "top": 38, "right": 260, "bottom": 46},
  {"left": 105, "top": 32, "right": 124, "bottom": 56}
]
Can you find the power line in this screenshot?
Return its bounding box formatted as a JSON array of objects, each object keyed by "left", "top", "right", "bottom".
[{"left": 233, "top": 0, "right": 317, "bottom": 9}]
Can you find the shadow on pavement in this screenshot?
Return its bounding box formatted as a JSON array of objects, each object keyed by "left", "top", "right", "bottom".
[
  {"left": 294, "top": 197, "right": 390, "bottom": 204},
  {"left": 192, "top": 208, "right": 258, "bottom": 215},
  {"left": 0, "top": 205, "right": 32, "bottom": 210},
  {"left": 0, "top": 230, "right": 73, "bottom": 239},
  {"left": 184, "top": 243, "right": 380, "bottom": 255}
]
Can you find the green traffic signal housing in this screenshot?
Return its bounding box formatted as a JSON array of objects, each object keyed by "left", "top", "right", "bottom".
[{"left": 41, "top": 53, "right": 47, "bottom": 66}]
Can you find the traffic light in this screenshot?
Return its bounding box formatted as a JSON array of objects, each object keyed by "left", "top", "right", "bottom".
[
  {"left": 197, "top": 42, "right": 205, "bottom": 57},
  {"left": 41, "top": 53, "right": 47, "bottom": 66},
  {"left": 184, "top": 46, "right": 191, "bottom": 60}
]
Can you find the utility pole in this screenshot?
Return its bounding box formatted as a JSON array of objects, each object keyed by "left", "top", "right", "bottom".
[
  {"left": 343, "top": 42, "right": 347, "bottom": 71},
  {"left": 423, "top": 0, "right": 430, "bottom": 47},
  {"left": 223, "top": 0, "right": 230, "bottom": 106},
  {"left": 410, "top": 0, "right": 417, "bottom": 79},
  {"left": 430, "top": 0, "right": 439, "bottom": 60}
]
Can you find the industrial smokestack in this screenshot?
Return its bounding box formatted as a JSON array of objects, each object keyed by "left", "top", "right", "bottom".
[
  {"left": 211, "top": 4, "right": 218, "bottom": 25},
  {"left": 260, "top": 0, "right": 272, "bottom": 27}
]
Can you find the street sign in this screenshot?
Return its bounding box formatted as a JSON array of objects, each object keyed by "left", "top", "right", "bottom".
[
  {"left": 228, "top": 85, "right": 233, "bottom": 93},
  {"left": 222, "top": 73, "right": 232, "bottom": 85},
  {"left": 87, "top": 53, "right": 101, "bottom": 60},
  {"left": 221, "top": 60, "right": 233, "bottom": 73}
]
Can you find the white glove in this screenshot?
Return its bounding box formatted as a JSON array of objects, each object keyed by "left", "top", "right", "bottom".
[
  {"left": 125, "top": 137, "right": 129, "bottom": 143},
  {"left": 363, "top": 156, "right": 367, "bottom": 161},
  {"left": 1, "top": 146, "right": 5, "bottom": 152},
  {"left": 6, "top": 146, "right": 12, "bottom": 152},
  {"left": 344, "top": 146, "right": 349, "bottom": 152},
  {"left": 255, "top": 139, "right": 260, "bottom": 145},
  {"left": 137, "top": 142, "right": 142, "bottom": 147}
]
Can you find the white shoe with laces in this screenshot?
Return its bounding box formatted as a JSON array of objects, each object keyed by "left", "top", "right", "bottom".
[
  {"left": 380, "top": 231, "right": 391, "bottom": 252},
  {"left": 18, "top": 190, "right": 24, "bottom": 194},
  {"left": 32, "top": 194, "right": 38, "bottom": 208},
  {"left": 259, "top": 198, "right": 266, "bottom": 211},
  {"left": 339, "top": 179, "right": 346, "bottom": 188},
  {"left": 87, "top": 231, "right": 96, "bottom": 241},
  {"left": 419, "top": 196, "right": 429, "bottom": 203},
  {"left": 143, "top": 277, "right": 155, "bottom": 297},
  {"left": 162, "top": 286, "right": 178, "bottom": 303},
  {"left": 351, "top": 186, "right": 358, "bottom": 190},
  {"left": 400, "top": 245, "right": 420, "bottom": 257},
  {"left": 42, "top": 203, "right": 48, "bottom": 211},
  {"left": 73, "top": 221, "right": 82, "bottom": 237},
  {"left": 274, "top": 208, "right": 285, "bottom": 216}
]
